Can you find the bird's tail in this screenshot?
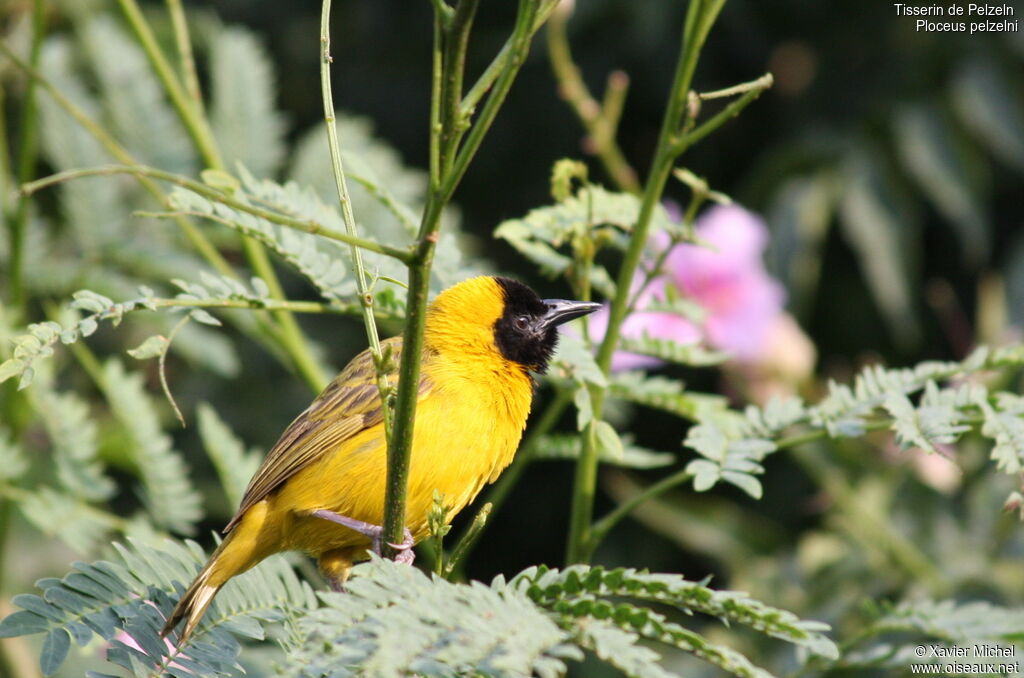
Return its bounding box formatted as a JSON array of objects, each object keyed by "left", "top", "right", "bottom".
[{"left": 161, "top": 539, "right": 231, "bottom": 646}]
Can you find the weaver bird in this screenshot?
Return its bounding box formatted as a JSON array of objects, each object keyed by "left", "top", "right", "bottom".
[{"left": 161, "top": 276, "right": 599, "bottom": 644}]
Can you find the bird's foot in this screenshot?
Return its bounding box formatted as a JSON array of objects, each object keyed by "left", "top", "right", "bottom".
[{"left": 312, "top": 509, "right": 415, "bottom": 564}]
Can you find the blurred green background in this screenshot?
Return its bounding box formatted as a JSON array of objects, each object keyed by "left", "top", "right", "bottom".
[{"left": 2, "top": 0, "right": 1024, "bottom": 675}]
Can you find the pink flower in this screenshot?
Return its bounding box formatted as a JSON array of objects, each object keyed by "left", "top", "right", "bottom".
[{"left": 595, "top": 204, "right": 798, "bottom": 371}]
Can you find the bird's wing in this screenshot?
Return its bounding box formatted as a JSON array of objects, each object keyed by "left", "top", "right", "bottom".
[{"left": 224, "top": 336, "right": 428, "bottom": 533}]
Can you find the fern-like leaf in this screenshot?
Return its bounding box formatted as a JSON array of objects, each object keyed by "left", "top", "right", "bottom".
[
  {"left": 210, "top": 29, "right": 286, "bottom": 177},
  {"left": 102, "top": 360, "right": 202, "bottom": 534},
  {"left": 0, "top": 538, "right": 315, "bottom": 677},
  {"left": 197, "top": 403, "right": 262, "bottom": 508},
  {"left": 287, "top": 556, "right": 577, "bottom": 678},
  {"left": 534, "top": 433, "right": 675, "bottom": 469},
  {"left": 514, "top": 565, "right": 838, "bottom": 661}
]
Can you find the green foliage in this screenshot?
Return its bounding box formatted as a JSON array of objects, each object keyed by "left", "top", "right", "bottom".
[
  {"left": 0, "top": 538, "right": 315, "bottom": 677},
  {"left": 102, "top": 359, "right": 203, "bottom": 535},
  {"left": 534, "top": 433, "right": 675, "bottom": 469},
  {"left": 288, "top": 557, "right": 578, "bottom": 678},
  {"left": 210, "top": 28, "right": 286, "bottom": 178},
  {"left": 495, "top": 184, "right": 678, "bottom": 297},
  {"left": 683, "top": 346, "right": 1024, "bottom": 499},
  {"left": 196, "top": 403, "right": 263, "bottom": 507},
  {"left": 835, "top": 600, "right": 1024, "bottom": 672}
]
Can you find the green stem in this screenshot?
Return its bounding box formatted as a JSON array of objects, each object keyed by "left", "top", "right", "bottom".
[
  {"left": 7, "top": 0, "right": 46, "bottom": 310},
  {"left": 440, "top": 0, "right": 480, "bottom": 173},
  {"left": 459, "top": 0, "right": 561, "bottom": 120},
  {"left": 443, "top": 502, "right": 491, "bottom": 579},
  {"left": 115, "top": 0, "right": 224, "bottom": 170},
  {"left": 246, "top": 245, "right": 329, "bottom": 391},
  {"left": 546, "top": 10, "right": 639, "bottom": 193},
  {"left": 23, "top": 165, "right": 413, "bottom": 261},
  {"left": 320, "top": 0, "right": 392, "bottom": 423},
  {"left": 381, "top": 0, "right": 554, "bottom": 555},
  {"left": 155, "top": 295, "right": 368, "bottom": 314},
  {"left": 670, "top": 73, "right": 773, "bottom": 154},
  {"left": 566, "top": 0, "right": 726, "bottom": 565},
  {"left": 165, "top": 0, "right": 207, "bottom": 117}
]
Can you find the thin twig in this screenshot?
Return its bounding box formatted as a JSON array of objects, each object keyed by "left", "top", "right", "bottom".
[
  {"left": 23, "top": 165, "right": 414, "bottom": 261},
  {"left": 546, "top": 10, "right": 639, "bottom": 193},
  {"left": 566, "top": 0, "right": 728, "bottom": 565},
  {"left": 116, "top": 0, "right": 224, "bottom": 169},
  {"left": 7, "top": 0, "right": 47, "bottom": 310},
  {"left": 381, "top": 0, "right": 557, "bottom": 557},
  {"left": 165, "top": 0, "right": 207, "bottom": 117},
  {"left": 320, "top": 0, "right": 393, "bottom": 432}
]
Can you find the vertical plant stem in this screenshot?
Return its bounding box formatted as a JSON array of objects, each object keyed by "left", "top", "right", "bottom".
[
  {"left": 165, "top": 0, "right": 207, "bottom": 118},
  {"left": 115, "top": 0, "right": 224, "bottom": 169},
  {"left": 381, "top": 0, "right": 556, "bottom": 554},
  {"left": 439, "top": 0, "right": 480, "bottom": 173},
  {"left": 565, "top": 0, "right": 726, "bottom": 565},
  {"left": 546, "top": 10, "right": 639, "bottom": 193},
  {"left": 6, "top": 0, "right": 46, "bottom": 311},
  {"left": 320, "top": 0, "right": 390, "bottom": 429}
]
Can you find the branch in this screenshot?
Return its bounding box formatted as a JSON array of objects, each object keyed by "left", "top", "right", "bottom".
[
  {"left": 545, "top": 8, "right": 640, "bottom": 193},
  {"left": 22, "top": 165, "right": 414, "bottom": 262},
  {"left": 6, "top": 0, "right": 46, "bottom": 311},
  {"left": 566, "top": 0, "right": 728, "bottom": 565},
  {"left": 381, "top": 0, "right": 557, "bottom": 556},
  {"left": 320, "top": 0, "right": 395, "bottom": 431}
]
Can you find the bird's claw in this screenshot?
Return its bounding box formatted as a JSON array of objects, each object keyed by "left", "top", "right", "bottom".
[{"left": 312, "top": 510, "right": 415, "bottom": 565}]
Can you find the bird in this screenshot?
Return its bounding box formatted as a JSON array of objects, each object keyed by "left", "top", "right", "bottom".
[{"left": 161, "top": 275, "right": 600, "bottom": 645}]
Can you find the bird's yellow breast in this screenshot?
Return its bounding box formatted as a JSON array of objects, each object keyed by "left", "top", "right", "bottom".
[{"left": 267, "top": 341, "right": 532, "bottom": 555}]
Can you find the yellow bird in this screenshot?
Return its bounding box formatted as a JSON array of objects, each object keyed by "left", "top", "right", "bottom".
[{"left": 161, "top": 276, "right": 599, "bottom": 644}]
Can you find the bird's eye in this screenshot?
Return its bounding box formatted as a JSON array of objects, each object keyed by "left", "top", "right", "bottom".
[{"left": 514, "top": 316, "right": 530, "bottom": 331}]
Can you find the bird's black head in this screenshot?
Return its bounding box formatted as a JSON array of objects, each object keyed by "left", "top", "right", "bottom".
[{"left": 492, "top": 277, "right": 600, "bottom": 373}]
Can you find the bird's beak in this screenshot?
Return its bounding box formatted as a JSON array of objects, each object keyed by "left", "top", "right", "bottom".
[{"left": 538, "top": 299, "right": 602, "bottom": 331}]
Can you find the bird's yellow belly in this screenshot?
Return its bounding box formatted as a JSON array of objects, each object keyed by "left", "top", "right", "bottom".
[{"left": 266, "top": 381, "right": 526, "bottom": 557}]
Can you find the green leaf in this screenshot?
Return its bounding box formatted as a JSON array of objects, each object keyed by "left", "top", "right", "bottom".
[
  {"left": 838, "top": 147, "right": 919, "bottom": 348},
  {"left": 82, "top": 17, "right": 195, "bottom": 176},
  {"left": 608, "top": 371, "right": 730, "bottom": 421},
  {"left": 33, "top": 387, "right": 115, "bottom": 502},
  {"left": 550, "top": 158, "right": 588, "bottom": 201},
  {"left": 952, "top": 57, "right": 1024, "bottom": 173},
  {"left": 1, "top": 538, "right": 314, "bottom": 677},
  {"left": 210, "top": 28, "right": 286, "bottom": 177},
  {"left": 289, "top": 557, "right": 572, "bottom": 678},
  {"left": 19, "top": 488, "right": 112, "bottom": 554},
  {"left": 594, "top": 421, "right": 624, "bottom": 461},
  {"left": 894, "top": 103, "right": 988, "bottom": 265},
  {"left": 574, "top": 385, "right": 593, "bottom": 430},
  {"left": 126, "top": 335, "right": 168, "bottom": 360},
  {"left": 619, "top": 334, "right": 728, "bottom": 367},
  {"left": 548, "top": 332, "right": 607, "bottom": 388},
  {"left": 102, "top": 360, "right": 202, "bottom": 534},
  {"left": 0, "top": 429, "right": 28, "bottom": 483},
  {"left": 495, "top": 185, "right": 675, "bottom": 296},
  {"left": 40, "top": 628, "right": 70, "bottom": 676},
  {"left": 0, "top": 359, "right": 22, "bottom": 384},
  {"left": 197, "top": 403, "right": 263, "bottom": 507},
  {"left": 534, "top": 434, "right": 675, "bottom": 469},
  {"left": 516, "top": 565, "right": 838, "bottom": 660}
]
